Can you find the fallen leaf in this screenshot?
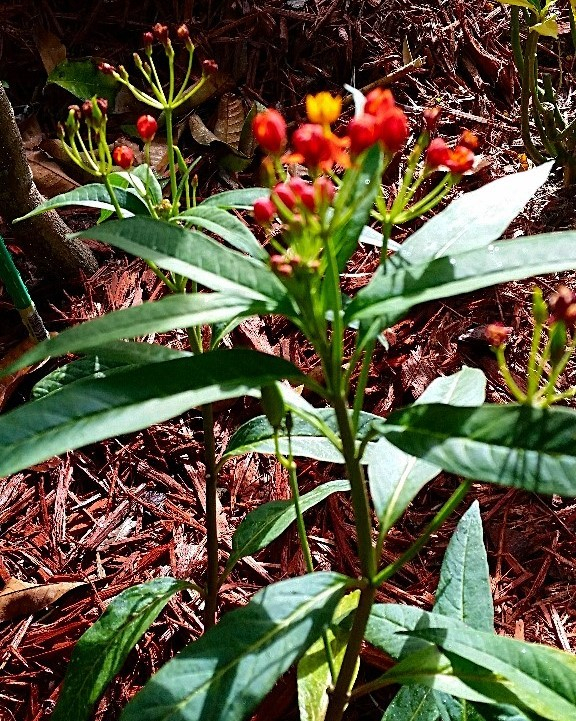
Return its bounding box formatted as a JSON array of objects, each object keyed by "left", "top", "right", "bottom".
[
  {"left": 213, "top": 94, "right": 244, "bottom": 149},
  {"left": 27, "top": 150, "right": 79, "bottom": 196},
  {"left": 0, "top": 334, "right": 56, "bottom": 411},
  {"left": 0, "top": 577, "right": 85, "bottom": 621},
  {"left": 33, "top": 28, "right": 66, "bottom": 75}
]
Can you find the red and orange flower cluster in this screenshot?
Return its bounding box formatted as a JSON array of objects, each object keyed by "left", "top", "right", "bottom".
[
  {"left": 253, "top": 175, "right": 335, "bottom": 226},
  {"left": 425, "top": 130, "right": 478, "bottom": 175}
]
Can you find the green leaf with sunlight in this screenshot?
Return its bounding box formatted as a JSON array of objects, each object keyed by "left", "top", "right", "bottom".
[
  {"left": 120, "top": 573, "right": 352, "bottom": 721},
  {"left": 52, "top": 578, "right": 192, "bottom": 721},
  {"left": 331, "top": 144, "right": 384, "bottom": 270},
  {"left": 1, "top": 293, "right": 273, "bottom": 377},
  {"left": 0, "top": 349, "right": 304, "bottom": 478},
  {"left": 74, "top": 217, "right": 290, "bottom": 305},
  {"left": 174, "top": 205, "right": 267, "bottom": 259},
  {"left": 222, "top": 408, "right": 380, "bottom": 464},
  {"left": 345, "top": 232, "right": 576, "bottom": 333},
  {"left": 297, "top": 591, "right": 360, "bottom": 721},
  {"left": 368, "top": 367, "right": 485, "bottom": 534},
  {"left": 373, "top": 403, "right": 576, "bottom": 495},
  {"left": 396, "top": 162, "right": 553, "bottom": 264},
  {"left": 199, "top": 187, "right": 270, "bottom": 209},
  {"left": 223, "top": 479, "right": 350, "bottom": 576},
  {"left": 13, "top": 184, "right": 149, "bottom": 222}
]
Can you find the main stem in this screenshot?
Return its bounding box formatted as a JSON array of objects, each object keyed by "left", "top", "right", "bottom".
[{"left": 202, "top": 402, "right": 219, "bottom": 629}]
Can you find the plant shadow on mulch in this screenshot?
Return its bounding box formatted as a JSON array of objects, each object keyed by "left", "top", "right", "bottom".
[{"left": 1, "top": 1, "right": 576, "bottom": 719}]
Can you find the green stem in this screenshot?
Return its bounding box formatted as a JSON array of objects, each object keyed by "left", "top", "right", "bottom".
[
  {"left": 373, "top": 479, "right": 471, "bottom": 586},
  {"left": 325, "top": 585, "right": 376, "bottom": 721},
  {"left": 352, "top": 339, "right": 375, "bottom": 433},
  {"left": 521, "top": 32, "right": 547, "bottom": 163},
  {"left": 165, "top": 108, "right": 179, "bottom": 213},
  {"left": 104, "top": 175, "right": 124, "bottom": 218},
  {"left": 511, "top": 7, "right": 525, "bottom": 76},
  {"left": 202, "top": 401, "right": 220, "bottom": 630}
]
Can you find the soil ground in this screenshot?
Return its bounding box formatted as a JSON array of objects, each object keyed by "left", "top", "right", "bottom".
[{"left": 1, "top": 1, "right": 576, "bottom": 719}]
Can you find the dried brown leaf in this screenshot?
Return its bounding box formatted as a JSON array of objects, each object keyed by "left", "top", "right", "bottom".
[
  {"left": 0, "top": 578, "right": 85, "bottom": 621},
  {"left": 33, "top": 28, "right": 66, "bottom": 75},
  {"left": 27, "top": 150, "right": 79, "bottom": 197},
  {"left": 213, "top": 94, "right": 244, "bottom": 150}
]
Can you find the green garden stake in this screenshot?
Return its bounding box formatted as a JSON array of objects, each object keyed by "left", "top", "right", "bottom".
[{"left": 0, "top": 235, "right": 49, "bottom": 342}]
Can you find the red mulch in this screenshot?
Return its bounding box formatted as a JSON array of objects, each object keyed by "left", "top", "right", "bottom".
[{"left": 1, "top": 1, "right": 576, "bottom": 719}]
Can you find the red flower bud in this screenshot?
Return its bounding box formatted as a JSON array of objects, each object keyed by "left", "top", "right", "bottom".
[
  {"left": 96, "top": 98, "right": 108, "bottom": 116},
  {"left": 252, "top": 108, "right": 287, "bottom": 154},
  {"left": 445, "top": 145, "right": 475, "bottom": 174},
  {"left": 202, "top": 59, "right": 219, "bottom": 75},
  {"left": 549, "top": 286, "right": 576, "bottom": 328},
  {"left": 376, "top": 106, "right": 409, "bottom": 153},
  {"left": 272, "top": 182, "right": 297, "bottom": 211},
  {"left": 288, "top": 177, "right": 316, "bottom": 211},
  {"left": 176, "top": 24, "right": 190, "bottom": 41},
  {"left": 68, "top": 104, "right": 81, "bottom": 121},
  {"left": 136, "top": 114, "right": 158, "bottom": 142},
  {"left": 458, "top": 130, "right": 480, "bottom": 152},
  {"left": 142, "top": 31, "right": 154, "bottom": 49},
  {"left": 98, "top": 62, "right": 116, "bottom": 75},
  {"left": 314, "top": 176, "right": 335, "bottom": 205},
  {"left": 152, "top": 23, "right": 169, "bottom": 44},
  {"left": 81, "top": 100, "right": 94, "bottom": 119},
  {"left": 292, "top": 123, "right": 334, "bottom": 167},
  {"left": 253, "top": 197, "right": 276, "bottom": 225},
  {"left": 113, "top": 145, "right": 134, "bottom": 170},
  {"left": 347, "top": 115, "right": 379, "bottom": 155},
  {"left": 423, "top": 106, "right": 441, "bottom": 132},
  {"left": 485, "top": 322, "right": 512, "bottom": 347},
  {"left": 426, "top": 137, "right": 451, "bottom": 168},
  {"left": 364, "top": 88, "right": 396, "bottom": 117}
]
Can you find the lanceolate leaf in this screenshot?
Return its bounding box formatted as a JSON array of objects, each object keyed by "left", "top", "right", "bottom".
[
  {"left": 1, "top": 293, "right": 273, "bottom": 376},
  {"left": 435, "top": 501, "right": 494, "bottom": 632},
  {"left": 345, "top": 232, "right": 576, "bottom": 332},
  {"left": 373, "top": 403, "right": 576, "bottom": 496},
  {"left": 0, "top": 350, "right": 304, "bottom": 478},
  {"left": 120, "top": 573, "right": 352, "bottom": 721},
  {"left": 14, "top": 184, "right": 149, "bottom": 222},
  {"left": 199, "top": 187, "right": 270, "bottom": 209},
  {"left": 222, "top": 409, "right": 380, "bottom": 464},
  {"left": 331, "top": 144, "right": 384, "bottom": 270},
  {"left": 396, "top": 162, "right": 554, "bottom": 264},
  {"left": 381, "top": 686, "right": 440, "bottom": 721},
  {"left": 30, "top": 343, "right": 191, "bottom": 400},
  {"left": 52, "top": 578, "right": 192, "bottom": 721},
  {"left": 175, "top": 206, "right": 267, "bottom": 259},
  {"left": 368, "top": 367, "right": 485, "bottom": 534},
  {"left": 75, "top": 217, "right": 290, "bottom": 305},
  {"left": 224, "top": 479, "right": 350, "bottom": 575}
]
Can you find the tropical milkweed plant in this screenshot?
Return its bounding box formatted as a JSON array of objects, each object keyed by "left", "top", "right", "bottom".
[{"left": 3, "top": 22, "right": 576, "bottom": 721}]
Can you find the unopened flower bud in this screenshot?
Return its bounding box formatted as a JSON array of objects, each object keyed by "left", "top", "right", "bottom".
[
  {"left": 136, "top": 114, "right": 158, "bottom": 142},
  {"left": 291, "top": 123, "right": 333, "bottom": 167},
  {"left": 202, "top": 59, "right": 219, "bottom": 76},
  {"left": 96, "top": 98, "right": 108, "bottom": 116},
  {"left": 252, "top": 108, "right": 287, "bottom": 154},
  {"left": 364, "top": 88, "right": 396, "bottom": 116},
  {"left": 272, "top": 182, "right": 297, "bottom": 211},
  {"left": 142, "top": 31, "right": 154, "bottom": 51},
  {"left": 423, "top": 106, "right": 441, "bottom": 132},
  {"left": 347, "top": 115, "right": 378, "bottom": 155},
  {"left": 314, "top": 176, "right": 336, "bottom": 205},
  {"left": 288, "top": 176, "right": 315, "bottom": 212},
  {"left": 98, "top": 62, "right": 116, "bottom": 75},
  {"left": 549, "top": 286, "right": 576, "bottom": 329},
  {"left": 376, "top": 106, "right": 409, "bottom": 153},
  {"left": 459, "top": 130, "right": 480, "bottom": 152},
  {"left": 425, "top": 137, "right": 451, "bottom": 169},
  {"left": 485, "top": 322, "right": 511, "bottom": 347},
  {"left": 445, "top": 145, "right": 475, "bottom": 174},
  {"left": 152, "top": 23, "right": 169, "bottom": 44},
  {"left": 113, "top": 145, "right": 134, "bottom": 169},
  {"left": 177, "top": 24, "right": 190, "bottom": 41},
  {"left": 253, "top": 197, "right": 276, "bottom": 225}
]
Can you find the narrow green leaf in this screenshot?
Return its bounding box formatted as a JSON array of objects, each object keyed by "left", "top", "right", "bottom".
[
  {"left": 75, "top": 217, "right": 290, "bottom": 305},
  {"left": 368, "top": 367, "right": 486, "bottom": 534},
  {"left": 433, "top": 693, "right": 486, "bottom": 721},
  {"left": 14, "top": 184, "right": 149, "bottom": 223},
  {"left": 31, "top": 343, "right": 190, "bottom": 400},
  {"left": 435, "top": 501, "right": 494, "bottom": 632},
  {"left": 1, "top": 293, "right": 271, "bottom": 377},
  {"left": 532, "top": 18, "right": 558, "bottom": 37},
  {"left": 52, "top": 578, "right": 191, "bottom": 721},
  {"left": 345, "top": 232, "right": 576, "bottom": 332},
  {"left": 0, "top": 349, "right": 304, "bottom": 478},
  {"left": 224, "top": 479, "right": 350, "bottom": 574},
  {"left": 331, "top": 144, "right": 384, "bottom": 270},
  {"left": 47, "top": 59, "right": 119, "bottom": 102},
  {"left": 373, "top": 403, "right": 576, "bottom": 496},
  {"left": 469, "top": 702, "right": 541, "bottom": 721},
  {"left": 410, "top": 626, "right": 576, "bottom": 721},
  {"left": 175, "top": 206, "right": 267, "bottom": 259},
  {"left": 397, "top": 163, "right": 554, "bottom": 264},
  {"left": 120, "top": 573, "right": 351, "bottom": 721},
  {"left": 199, "top": 187, "right": 270, "bottom": 210},
  {"left": 222, "top": 409, "right": 379, "bottom": 464},
  {"left": 297, "top": 591, "right": 360, "bottom": 721}
]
